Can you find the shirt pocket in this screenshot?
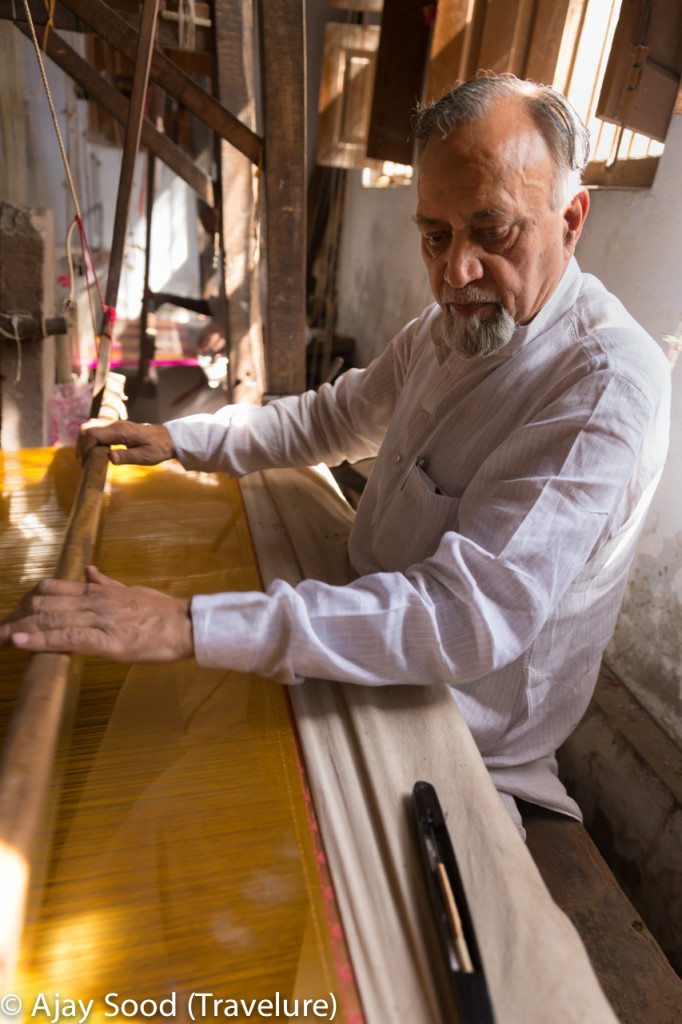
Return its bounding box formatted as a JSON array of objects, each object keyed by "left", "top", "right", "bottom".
[{"left": 372, "top": 460, "right": 461, "bottom": 571}]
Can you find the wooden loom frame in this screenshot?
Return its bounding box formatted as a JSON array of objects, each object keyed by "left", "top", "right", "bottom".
[{"left": 0, "top": 0, "right": 306, "bottom": 990}]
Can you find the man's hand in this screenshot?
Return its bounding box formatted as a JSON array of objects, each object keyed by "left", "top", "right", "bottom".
[
  {"left": 77, "top": 420, "right": 176, "bottom": 466},
  {"left": 0, "top": 566, "right": 194, "bottom": 662}
]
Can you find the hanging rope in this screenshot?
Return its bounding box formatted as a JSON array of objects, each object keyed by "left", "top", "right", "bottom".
[{"left": 21, "top": 0, "right": 81, "bottom": 219}]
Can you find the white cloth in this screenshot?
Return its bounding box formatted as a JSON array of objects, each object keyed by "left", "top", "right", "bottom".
[{"left": 166, "top": 259, "right": 670, "bottom": 818}]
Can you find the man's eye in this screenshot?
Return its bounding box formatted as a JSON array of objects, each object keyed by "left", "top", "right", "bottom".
[
  {"left": 423, "top": 232, "right": 449, "bottom": 252},
  {"left": 477, "top": 226, "right": 513, "bottom": 248}
]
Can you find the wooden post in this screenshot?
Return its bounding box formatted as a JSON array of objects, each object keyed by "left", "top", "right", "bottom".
[
  {"left": 213, "top": 0, "right": 264, "bottom": 403},
  {"left": 136, "top": 151, "right": 157, "bottom": 390},
  {"left": 93, "top": 0, "right": 161, "bottom": 410},
  {"left": 258, "top": 0, "right": 307, "bottom": 397}
]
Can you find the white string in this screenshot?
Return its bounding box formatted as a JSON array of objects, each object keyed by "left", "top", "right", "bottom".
[
  {"left": 64, "top": 218, "right": 78, "bottom": 307},
  {"left": 20, "top": 0, "right": 82, "bottom": 221},
  {"left": 0, "top": 313, "right": 25, "bottom": 384}
]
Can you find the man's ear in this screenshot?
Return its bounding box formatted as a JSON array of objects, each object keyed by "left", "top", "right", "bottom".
[{"left": 563, "top": 188, "right": 589, "bottom": 252}]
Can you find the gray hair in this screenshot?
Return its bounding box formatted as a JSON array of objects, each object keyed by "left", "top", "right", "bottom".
[{"left": 413, "top": 74, "right": 590, "bottom": 207}]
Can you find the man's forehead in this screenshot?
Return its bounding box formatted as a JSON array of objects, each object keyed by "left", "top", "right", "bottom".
[
  {"left": 416, "top": 121, "right": 555, "bottom": 219},
  {"left": 415, "top": 164, "right": 521, "bottom": 224},
  {"left": 419, "top": 97, "right": 552, "bottom": 173}
]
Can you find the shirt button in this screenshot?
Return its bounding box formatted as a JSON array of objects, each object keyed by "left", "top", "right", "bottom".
[
  {"left": 394, "top": 453, "right": 402, "bottom": 463},
  {"left": 416, "top": 409, "right": 428, "bottom": 423}
]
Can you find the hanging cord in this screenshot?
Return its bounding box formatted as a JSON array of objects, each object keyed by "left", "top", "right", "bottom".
[
  {"left": 0, "top": 313, "right": 28, "bottom": 384},
  {"left": 65, "top": 216, "right": 100, "bottom": 344},
  {"left": 64, "top": 218, "right": 78, "bottom": 308},
  {"left": 41, "top": 0, "right": 56, "bottom": 52}
]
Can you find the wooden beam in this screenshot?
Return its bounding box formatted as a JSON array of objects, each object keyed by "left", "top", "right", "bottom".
[
  {"left": 0, "top": 0, "right": 212, "bottom": 51},
  {"left": 59, "top": 0, "right": 263, "bottom": 165},
  {"left": 259, "top": 0, "right": 307, "bottom": 395},
  {"left": 366, "top": 0, "right": 431, "bottom": 164},
  {"left": 424, "top": 0, "right": 473, "bottom": 104},
  {"left": 136, "top": 151, "right": 157, "bottom": 388},
  {"left": 15, "top": 23, "right": 213, "bottom": 204},
  {"left": 100, "top": 0, "right": 160, "bottom": 333},
  {"left": 213, "top": 0, "right": 263, "bottom": 403}
]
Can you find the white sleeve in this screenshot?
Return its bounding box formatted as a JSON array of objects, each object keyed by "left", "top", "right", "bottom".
[
  {"left": 189, "top": 370, "right": 660, "bottom": 687},
  {"left": 164, "top": 319, "right": 417, "bottom": 476}
]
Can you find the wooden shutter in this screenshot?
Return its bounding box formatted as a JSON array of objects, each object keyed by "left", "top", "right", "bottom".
[
  {"left": 316, "top": 24, "right": 381, "bottom": 170},
  {"left": 597, "top": 0, "right": 682, "bottom": 142},
  {"left": 424, "top": 0, "right": 586, "bottom": 105}
]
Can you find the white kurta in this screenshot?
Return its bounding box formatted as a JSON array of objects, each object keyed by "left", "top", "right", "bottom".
[{"left": 166, "top": 259, "right": 670, "bottom": 819}]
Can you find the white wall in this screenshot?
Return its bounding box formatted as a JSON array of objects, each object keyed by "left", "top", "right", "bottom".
[
  {"left": 336, "top": 176, "right": 431, "bottom": 361},
  {"left": 578, "top": 118, "right": 682, "bottom": 746},
  {"left": 335, "top": 116, "right": 682, "bottom": 745}
]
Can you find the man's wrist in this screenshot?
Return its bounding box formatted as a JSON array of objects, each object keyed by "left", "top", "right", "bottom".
[{"left": 180, "top": 596, "right": 194, "bottom": 659}]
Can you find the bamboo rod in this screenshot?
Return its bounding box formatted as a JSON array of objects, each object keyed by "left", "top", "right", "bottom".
[{"left": 0, "top": 447, "right": 109, "bottom": 994}]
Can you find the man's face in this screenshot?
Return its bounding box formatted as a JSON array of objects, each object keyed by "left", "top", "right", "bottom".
[{"left": 415, "top": 96, "right": 585, "bottom": 358}]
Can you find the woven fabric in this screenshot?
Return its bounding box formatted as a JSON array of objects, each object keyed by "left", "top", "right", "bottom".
[{"left": 242, "top": 465, "right": 619, "bottom": 1024}]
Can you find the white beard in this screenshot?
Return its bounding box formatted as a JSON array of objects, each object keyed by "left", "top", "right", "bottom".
[{"left": 436, "top": 289, "right": 516, "bottom": 359}]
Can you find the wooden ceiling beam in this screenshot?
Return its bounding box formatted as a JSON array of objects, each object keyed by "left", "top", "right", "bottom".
[
  {"left": 0, "top": 0, "right": 212, "bottom": 52},
  {"left": 59, "top": 0, "right": 263, "bottom": 165},
  {"left": 15, "top": 22, "right": 214, "bottom": 204}
]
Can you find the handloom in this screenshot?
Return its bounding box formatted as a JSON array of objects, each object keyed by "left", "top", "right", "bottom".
[
  {"left": 0, "top": 450, "right": 622, "bottom": 1024},
  {"left": 0, "top": 449, "right": 361, "bottom": 1022}
]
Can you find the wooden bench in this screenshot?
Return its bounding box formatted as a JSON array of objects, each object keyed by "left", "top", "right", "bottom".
[{"left": 521, "top": 803, "right": 682, "bottom": 1024}]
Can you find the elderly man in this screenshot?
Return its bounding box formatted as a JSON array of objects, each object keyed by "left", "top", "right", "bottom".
[{"left": 1, "top": 75, "right": 670, "bottom": 829}]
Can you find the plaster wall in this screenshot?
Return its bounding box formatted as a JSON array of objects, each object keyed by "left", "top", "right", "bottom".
[
  {"left": 577, "top": 117, "right": 682, "bottom": 747},
  {"left": 335, "top": 116, "right": 682, "bottom": 745},
  {"left": 335, "top": 177, "right": 432, "bottom": 362}
]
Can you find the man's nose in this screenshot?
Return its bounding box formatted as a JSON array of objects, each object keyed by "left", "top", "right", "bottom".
[{"left": 444, "top": 238, "right": 483, "bottom": 289}]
